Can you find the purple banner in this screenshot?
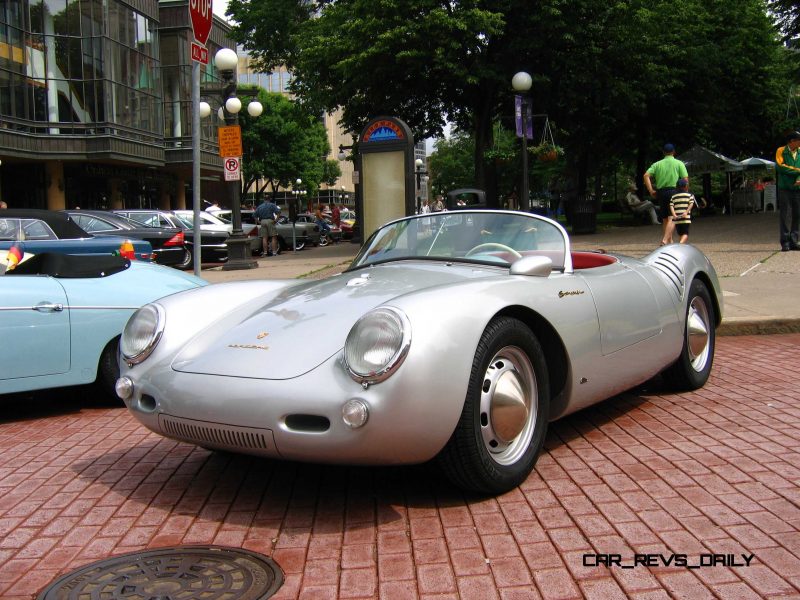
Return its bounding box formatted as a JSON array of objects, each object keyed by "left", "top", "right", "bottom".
[{"left": 514, "top": 95, "right": 533, "bottom": 139}]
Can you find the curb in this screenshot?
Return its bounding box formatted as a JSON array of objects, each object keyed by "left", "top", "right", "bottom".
[{"left": 717, "top": 318, "right": 800, "bottom": 336}]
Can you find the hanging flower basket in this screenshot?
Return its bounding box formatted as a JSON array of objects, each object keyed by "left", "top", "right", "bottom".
[
  {"left": 538, "top": 149, "right": 560, "bottom": 162},
  {"left": 530, "top": 143, "right": 563, "bottom": 162}
]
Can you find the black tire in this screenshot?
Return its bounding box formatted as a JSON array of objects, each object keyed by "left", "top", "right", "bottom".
[
  {"left": 95, "top": 336, "right": 122, "bottom": 404},
  {"left": 663, "top": 279, "right": 716, "bottom": 390},
  {"left": 178, "top": 247, "right": 193, "bottom": 270},
  {"left": 278, "top": 237, "right": 305, "bottom": 251},
  {"left": 436, "top": 317, "right": 549, "bottom": 494}
]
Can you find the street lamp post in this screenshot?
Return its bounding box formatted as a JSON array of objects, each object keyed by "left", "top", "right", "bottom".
[
  {"left": 512, "top": 71, "right": 532, "bottom": 212},
  {"left": 213, "top": 48, "right": 263, "bottom": 270},
  {"left": 414, "top": 158, "right": 428, "bottom": 214}
]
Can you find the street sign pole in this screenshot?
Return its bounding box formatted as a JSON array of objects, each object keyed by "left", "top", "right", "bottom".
[
  {"left": 192, "top": 61, "right": 201, "bottom": 277},
  {"left": 189, "top": 0, "right": 212, "bottom": 276}
]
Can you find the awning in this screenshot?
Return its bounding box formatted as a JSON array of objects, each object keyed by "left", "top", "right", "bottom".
[
  {"left": 739, "top": 157, "right": 775, "bottom": 169},
  {"left": 677, "top": 145, "right": 743, "bottom": 174}
]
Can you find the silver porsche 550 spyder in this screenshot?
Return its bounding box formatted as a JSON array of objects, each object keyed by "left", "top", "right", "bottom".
[{"left": 117, "top": 210, "right": 721, "bottom": 494}]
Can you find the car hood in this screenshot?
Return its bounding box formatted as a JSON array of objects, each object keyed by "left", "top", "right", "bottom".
[{"left": 172, "top": 261, "right": 499, "bottom": 379}]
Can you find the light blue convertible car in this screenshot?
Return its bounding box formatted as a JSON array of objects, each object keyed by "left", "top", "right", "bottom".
[{"left": 0, "top": 252, "right": 205, "bottom": 400}]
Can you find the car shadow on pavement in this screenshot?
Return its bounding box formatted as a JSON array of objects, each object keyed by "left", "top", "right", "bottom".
[
  {"left": 0, "top": 384, "right": 121, "bottom": 424},
  {"left": 62, "top": 386, "right": 666, "bottom": 537}
]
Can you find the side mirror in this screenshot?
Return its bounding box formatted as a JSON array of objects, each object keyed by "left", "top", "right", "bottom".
[{"left": 509, "top": 255, "right": 552, "bottom": 277}]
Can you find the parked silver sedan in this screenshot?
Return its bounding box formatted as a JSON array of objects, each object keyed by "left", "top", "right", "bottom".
[{"left": 117, "top": 210, "right": 721, "bottom": 494}]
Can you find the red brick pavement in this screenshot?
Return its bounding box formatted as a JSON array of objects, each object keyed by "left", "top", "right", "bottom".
[{"left": 1, "top": 334, "right": 799, "bottom": 599}]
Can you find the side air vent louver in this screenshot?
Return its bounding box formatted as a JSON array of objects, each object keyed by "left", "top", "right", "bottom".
[
  {"left": 159, "top": 415, "right": 275, "bottom": 452},
  {"left": 650, "top": 251, "right": 686, "bottom": 300}
]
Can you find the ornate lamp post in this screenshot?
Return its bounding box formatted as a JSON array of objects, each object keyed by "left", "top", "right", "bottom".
[
  {"left": 512, "top": 71, "right": 532, "bottom": 212},
  {"left": 414, "top": 158, "right": 428, "bottom": 213},
  {"left": 209, "top": 47, "right": 263, "bottom": 270}
]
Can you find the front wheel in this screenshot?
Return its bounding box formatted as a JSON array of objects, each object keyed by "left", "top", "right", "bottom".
[
  {"left": 318, "top": 233, "right": 330, "bottom": 247},
  {"left": 436, "top": 317, "right": 549, "bottom": 494},
  {"left": 663, "top": 279, "right": 716, "bottom": 390},
  {"left": 95, "top": 336, "right": 122, "bottom": 404}
]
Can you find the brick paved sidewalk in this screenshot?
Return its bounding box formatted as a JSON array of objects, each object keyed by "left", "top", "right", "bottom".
[{"left": 1, "top": 334, "right": 798, "bottom": 599}]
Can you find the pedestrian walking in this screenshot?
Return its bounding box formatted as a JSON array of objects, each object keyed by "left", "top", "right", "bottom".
[
  {"left": 643, "top": 143, "right": 689, "bottom": 245},
  {"left": 669, "top": 179, "right": 695, "bottom": 244},
  {"left": 775, "top": 131, "right": 800, "bottom": 251}
]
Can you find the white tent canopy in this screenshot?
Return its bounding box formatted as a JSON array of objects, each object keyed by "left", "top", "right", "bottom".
[
  {"left": 677, "top": 145, "right": 743, "bottom": 174},
  {"left": 739, "top": 157, "right": 775, "bottom": 169}
]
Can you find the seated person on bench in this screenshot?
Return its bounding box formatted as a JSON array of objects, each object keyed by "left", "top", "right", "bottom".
[{"left": 626, "top": 183, "right": 660, "bottom": 225}]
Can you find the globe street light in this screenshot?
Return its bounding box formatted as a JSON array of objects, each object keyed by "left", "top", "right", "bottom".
[
  {"left": 211, "top": 47, "right": 264, "bottom": 270},
  {"left": 414, "top": 158, "right": 429, "bottom": 213},
  {"left": 512, "top": 71, "right": 532, "bottom": 212}
]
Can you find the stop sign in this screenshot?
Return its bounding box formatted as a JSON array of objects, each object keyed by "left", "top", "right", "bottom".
[{"left": 189, "top": 0, "right": 213, "bottom": 46}]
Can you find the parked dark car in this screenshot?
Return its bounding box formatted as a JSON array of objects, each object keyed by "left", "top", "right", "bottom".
[
  {"left": 0, "top": 209, "right": 152, "bottom": 261},
  {"left": 65, "top": 210, "right": 186, "bottom": 268},
  {"left": 113, "top": 209, "right": 228, "bottom": 267}
]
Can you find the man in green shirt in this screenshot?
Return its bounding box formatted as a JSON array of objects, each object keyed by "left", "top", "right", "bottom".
[
  {"left": 775, "top": 131, "right": 800, "bottom": 251},
  {"left": 644, "top": 143, "right": 689, "bottom": 245}
]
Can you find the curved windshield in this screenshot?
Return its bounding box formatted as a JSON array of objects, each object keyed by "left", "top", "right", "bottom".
[{"left": 352, "top": 211, "right": 568, "bottom": 270}]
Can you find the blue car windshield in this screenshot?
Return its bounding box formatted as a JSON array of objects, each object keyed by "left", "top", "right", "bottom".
[{"left": 352, "top": 211, "right": 567, "bottom": 270}]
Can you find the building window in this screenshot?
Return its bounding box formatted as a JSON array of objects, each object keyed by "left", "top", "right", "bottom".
[{"left": 0, "top": 0, "right": 160, "bottom": 137}]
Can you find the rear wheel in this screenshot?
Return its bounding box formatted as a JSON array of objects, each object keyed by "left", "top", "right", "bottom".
[
  {"left": 318, "top": 233, "right": 330, "bottom": 247},
  {"left": 178, "top": 247, "right": 192, "bottom": 270},
  {"left": 437, "top": 317, "right": 549, "bottom": 494},
  {"left": 663, "top": 279, "right": 715, "bottom": 390}
]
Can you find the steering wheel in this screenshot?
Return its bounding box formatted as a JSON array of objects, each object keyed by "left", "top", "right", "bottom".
[{"left": 465, "top": 243, "right": 522, "bottom": 259}]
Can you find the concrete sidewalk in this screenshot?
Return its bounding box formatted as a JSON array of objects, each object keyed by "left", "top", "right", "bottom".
[{"left": 202, "top": 212, "right": 800, "bottom": 335}]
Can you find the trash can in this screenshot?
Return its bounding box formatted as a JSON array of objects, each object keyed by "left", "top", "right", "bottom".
[{"left": 570, "top": 197, "right": 597, "bottom": 234}]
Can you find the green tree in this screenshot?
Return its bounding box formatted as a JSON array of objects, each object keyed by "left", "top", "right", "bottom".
[
  {"left": 769, "top": 0, "right": 800, "bottom": 39},
  {"left": 237, "top": 86, "right": 331, "bottom": 198},
  {"left": 428, "top": 131, "right": 475, "bottom": 196},
  {"left": 321, "top": 159, "right": 342, "bottom": 187},
  {"left": 228, "top": 0, "right": 795, "bottom": 204}
]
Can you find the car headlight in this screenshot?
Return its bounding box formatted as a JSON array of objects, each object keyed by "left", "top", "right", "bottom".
[
  {"left": 343, "top": 307, "right": 411, "bottom": 384},
  {"left": 120, "top": 303, "right": 165, "bottom": 365}
]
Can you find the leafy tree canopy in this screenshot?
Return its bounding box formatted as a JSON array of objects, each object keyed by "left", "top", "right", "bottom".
[
  {"left": 228, "top": 0, "right": 797, "bottom": 200},
  {"left": 237, "top": 86, "right": 330, "bottom": 199}
]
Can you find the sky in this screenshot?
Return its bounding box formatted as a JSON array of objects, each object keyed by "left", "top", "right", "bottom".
[{"left": 213, "top": 0, "right": 229, "bottom": 19}]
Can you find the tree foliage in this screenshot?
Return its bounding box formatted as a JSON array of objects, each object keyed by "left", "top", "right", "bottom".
[
  {"left": 769, "top": 0, "right": 800, "bottom": 39},
  {"left": 237, "top": 86, "right": 330, "bottom": 199},
  {"left": 228, "top": 0, "right": 797, "bottom": 202}
]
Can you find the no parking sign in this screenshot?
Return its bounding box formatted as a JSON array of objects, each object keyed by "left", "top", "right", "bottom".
[{"left": 224, "top": 156, "right": 240, "bottom": 181}]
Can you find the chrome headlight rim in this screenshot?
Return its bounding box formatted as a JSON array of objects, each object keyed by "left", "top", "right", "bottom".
[
  {"left": 121, "top": 303, "right": 165, "bottom": 366},
  {"left": 343, "top": 306, "right": 411, "bottom": 385}
]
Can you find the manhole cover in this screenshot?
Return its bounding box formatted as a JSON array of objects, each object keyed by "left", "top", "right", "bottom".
[{"left": 37, "top": 545, "right": 284, "bottom": 600}]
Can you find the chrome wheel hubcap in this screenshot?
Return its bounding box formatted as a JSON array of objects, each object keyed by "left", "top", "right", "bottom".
[
  {"left": 479, "top": 346, "right": 537, "bottom": 465},
  {"left": 687, "top": 296, "right": 710, "bottom": 372}
]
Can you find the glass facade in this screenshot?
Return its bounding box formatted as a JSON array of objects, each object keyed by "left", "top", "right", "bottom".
[
  {"left": 161, "top": 31, "right": 221, "bottom": 148},
  {"left": 237, "top": 67, "right": 292, "bottom": 94},
  {"left": 0, "top": 0, "right": 161, "bottom": 139}
]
